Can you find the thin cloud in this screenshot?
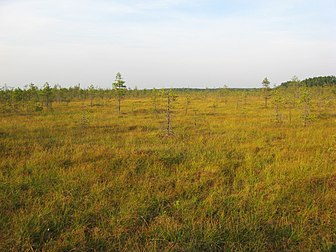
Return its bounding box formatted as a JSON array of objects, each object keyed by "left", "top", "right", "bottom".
[{"left": 0, "top": 0, "right": 335, "bottom": 88}]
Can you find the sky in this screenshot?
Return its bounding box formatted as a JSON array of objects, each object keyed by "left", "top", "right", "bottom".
[{"left": 0, "top": 0, "right": 335, "bottom": 89}]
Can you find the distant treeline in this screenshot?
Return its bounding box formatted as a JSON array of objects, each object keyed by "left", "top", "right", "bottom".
[
  {"left": 280, "top": 76, "right": 336, "bottom": 87},
  {"left": 1, "top": 75, "right": 335, "bottom": 113},
  {"left": 0, "top": 83, "right": 257, "bottom": 106}
]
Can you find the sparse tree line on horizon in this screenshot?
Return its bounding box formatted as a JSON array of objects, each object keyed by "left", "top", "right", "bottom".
[
  {"left": 259, "top": 76, "right": 336, "bottom": 127},
  {"left": 1, "top": 74, "right": 336, "bottom": 129}
]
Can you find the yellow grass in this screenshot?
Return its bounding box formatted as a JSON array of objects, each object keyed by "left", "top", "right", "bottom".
[{"left": 1, "top": 89, "right": 336, "bottom": 251}]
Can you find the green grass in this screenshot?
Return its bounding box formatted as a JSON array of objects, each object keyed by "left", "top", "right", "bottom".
[{"left": 1, "top": 91, "right": 336, "bottom": 251}]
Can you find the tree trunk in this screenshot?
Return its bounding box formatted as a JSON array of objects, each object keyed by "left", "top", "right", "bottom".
[
  {"left": 289, "top": 107, "right": 292, "bottom": 124},
  {"left": 167, "top": 95, "right": 172, "bottom": 135},
  {"left": 118, "top": 97, "right": 121, "bottom": 114},
  {"left": 304, "top": 102, "right": 308, "bottom": 127}
]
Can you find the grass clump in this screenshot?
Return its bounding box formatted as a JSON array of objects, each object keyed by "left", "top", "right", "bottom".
[{"left": 1, "top": 88, "right": 336, "bottom": 251}]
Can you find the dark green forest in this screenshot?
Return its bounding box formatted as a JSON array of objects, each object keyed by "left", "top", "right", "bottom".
[{"left": 280, "top": 76, "right": 336, "bottom": 87}]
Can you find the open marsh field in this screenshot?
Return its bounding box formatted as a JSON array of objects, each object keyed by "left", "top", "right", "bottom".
[{"left": 1, "top": 88, "right": 336, "bottom": 251}]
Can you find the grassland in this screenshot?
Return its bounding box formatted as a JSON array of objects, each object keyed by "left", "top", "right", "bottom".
[{"left": 1, "top": 89, "right": 336, "bottom": 251}]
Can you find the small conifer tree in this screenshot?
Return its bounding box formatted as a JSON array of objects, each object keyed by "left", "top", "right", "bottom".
[
  {"left": 262, "top": 77, "right": 271, "bottom": 107},
  {"left": 112, "top": 72, "right": 127, "bottom": 114},
  {"left": 272, "top": 89, "right": 283, "bottom": 125},
  {"left": 300, "top": 87, "right": 311, "bottom": 127},
  {"left": 166, "top": 89, "right": 177, "bottom": 136}
]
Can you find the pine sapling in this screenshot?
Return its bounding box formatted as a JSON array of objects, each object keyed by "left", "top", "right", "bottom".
[
  {"left": 88, "top": 84, "right": 95, "bottom": 107},
  {"left": 272, "top": 89, "right": 283, "bottom": 125},
  {"left": 166, "top": 90, "right": 177, "bottom": 136},
  {"left": 112, "top": 72, "right": 127, "bottom": 114},
  {"left": 185, "top": 94, "right": 191, "bottom": 116},
  {"left": 300, "top": 87, "right": 311, "bottom": 127},
  {"left": 262, "top": 77, "right": 271, "bottom": 108},
  {"left": 152, "top": 88, "right": 158, "bottom": 114}
]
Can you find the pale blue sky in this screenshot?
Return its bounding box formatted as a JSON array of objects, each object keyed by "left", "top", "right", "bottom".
[{"left": 0, "top": 0, "right": 335, "bottom": 88}]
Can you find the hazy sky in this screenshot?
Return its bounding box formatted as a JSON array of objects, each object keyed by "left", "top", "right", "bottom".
[{"left": 0, "top": 0, "right": 335, "bottom": 89}]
